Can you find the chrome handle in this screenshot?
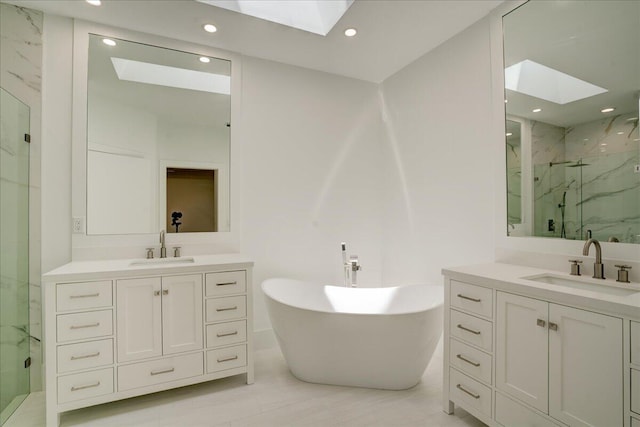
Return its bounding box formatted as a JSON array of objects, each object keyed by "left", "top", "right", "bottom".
[
  {"left": 457, "top": 294, "right": 481, "bottom": 303},
  {"left": 216, "top": 306, "right": 238, "bottom": 312},
  {"left": 549, "top": 322, "right": 558, "bottom": 331},
  {"left": 162, "top": 289, "right": 169, "bottom": 296},
  {"left": 217, "top": 281, "right": 237, "bottom": 286},
  {"left": 456, "top": 384, "right": 480, "bottom": 399},
  {"left": 71, "top": 382, "right": 100, "bottom": 391},
  {"left": 537, "top": 319, "right": 546, "bottom": 328},
  {"left": 217, "top": 331, "right": 238, "bottom": 337},
  {"left": 70, "top": 322, "right": 100, "bottom": 330},
  {"left": 457, "top": 324, "right": 481, "bottom": 335},
  {"left": 217, "top": 355, "right": 239, "bottom": 363},
  {"left": 154, "top": 290, "right": 161, "bottom": 296},
  {"left": 70, "top": 352, "right": 100, "bottom": 360},
  {"left": 69, "top": 293, "right": 100, "bottom": 299},
  {"left": 150, "top": 367, "right": 175, "bottom": 376},
  {"left": 456, "top": 354, "right": 480, "bottom": 367}
]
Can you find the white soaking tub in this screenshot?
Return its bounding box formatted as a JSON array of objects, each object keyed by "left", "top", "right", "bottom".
[{"left": 262, "top": 278, "right": 443, "bottom": 390}]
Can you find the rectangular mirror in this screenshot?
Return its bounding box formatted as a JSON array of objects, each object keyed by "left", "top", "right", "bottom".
[
  {"left": 86, "top": 34, "right": 230, "bottom": 235},
  {"left": 503, "top": 0, "right": 639, "bottom": 244}
]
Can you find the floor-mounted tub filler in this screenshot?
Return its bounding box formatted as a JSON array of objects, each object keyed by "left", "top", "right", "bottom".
[{"left": 262, "top": 278, "right": 443, "bottom": 390}]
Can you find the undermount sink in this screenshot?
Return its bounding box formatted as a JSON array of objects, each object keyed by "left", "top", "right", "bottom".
[
  {"left": 522, "top": 274, "right": 640, "bottom": 296},
  {"left": 129, "top": 257, "right": 195, "bottom": 267}
]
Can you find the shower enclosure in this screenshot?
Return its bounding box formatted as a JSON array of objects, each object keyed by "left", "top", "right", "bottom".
[{"left": 0, "top": 87, "right": 30, "bottom": 425}]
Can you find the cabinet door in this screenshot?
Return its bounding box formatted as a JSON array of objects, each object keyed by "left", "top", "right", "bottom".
[
  {"left": 116, "top": 277, "right": 162, "bottom": 362},
  {"left": 496, "top": 292, "right": 549, "bottom": 413},
  {"left": 549, "top": 304, "right": 622, "bottom": 427},
  {"left": 162, "top": 274, "right": 203, "bottom": 355}
]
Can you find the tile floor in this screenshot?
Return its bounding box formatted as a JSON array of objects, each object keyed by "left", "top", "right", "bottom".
[{"left": 6, "top": 341, "right": 486, "bottom": 427}]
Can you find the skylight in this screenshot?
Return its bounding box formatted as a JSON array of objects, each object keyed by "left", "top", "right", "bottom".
[
  {"left": 504, "top": 60, "right": 607, "bottom": 105},
  {"left": 110, "top": 58, "right": 230, "bottom": 95},
  {"left": 196, "top": 0, "right": 354, "bottom": 36}
]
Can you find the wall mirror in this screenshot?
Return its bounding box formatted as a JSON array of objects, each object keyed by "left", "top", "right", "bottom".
[
  {"left": 85, "top": 33, "right": 231, "bottom": 235},
  {"left": 503, "top": 0, "right": 639, "bottom": 244}
]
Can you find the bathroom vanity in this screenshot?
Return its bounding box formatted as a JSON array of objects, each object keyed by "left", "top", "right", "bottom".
[
  {"left": 43, "top": 254, "right": 253, "bottom": 427},
  {"left": 442, "top": 263, "right": 640, "bottom": 427}
]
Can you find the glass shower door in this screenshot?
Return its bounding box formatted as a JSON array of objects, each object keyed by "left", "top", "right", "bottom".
[{"left": 0, "top": 87, "right": 30, "bottom": 425}]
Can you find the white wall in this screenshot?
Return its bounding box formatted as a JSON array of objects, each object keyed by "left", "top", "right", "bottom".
[
  {"left": 239, "top": 56, "right": 385, "bottom": 332},
  {"left": 379, "top": 17, "right": 496, "bottom": 287}
]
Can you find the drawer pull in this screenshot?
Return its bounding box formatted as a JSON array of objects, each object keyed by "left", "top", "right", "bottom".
[
  {"left": 549, "top": 322, "right": 558, "bottom": 331},
  {"left": 71, "top": 381, "right": 100, "bottom": 392},
  {"left": 457, "top": 324, "right": 481, "bottom": 335},
  {"left": 456, "top": 384, "right": 480, "bottom": 399},
  {"left": 69, "top": 293, "right": 100, "bottom": 299},
  {"left": 216, "top": 306, "right": 238, "bottom": 312},
  {"left": 216, "top": 331, "right": 238, "bottom": 338},
  {"left": 70, "top": 352, "right": 100, "bottom": 361},
  {"left": 154, "top": 290, "right": 161, "bottom": 296},
  {"left": 150, "top": 367, "right": 175, "bottom": 376},
  {"left": 217, "top": 355, "right": 239, "bottom": 363},
  {"left": 217, "top": 281, "right": 237, "bottom": 286},
  {"left": 457, "top": 294, "right": 481, "bottom": 303},
  {"left": 456, "top": 354, "right": 480, "bottom": 367},
  {"left": 537, "top": 318, "right": 546, "bottom": 328},
  {"left": 70, "top": 322, "right": 100, "bottom": 330}
]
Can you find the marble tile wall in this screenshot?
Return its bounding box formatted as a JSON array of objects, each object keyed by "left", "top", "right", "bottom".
[
  {"left": 0, "top": 3, "right": 43, "bottom": 393},
  {"left": 531, "top": 112, "right": 639, "bottom": 243}
]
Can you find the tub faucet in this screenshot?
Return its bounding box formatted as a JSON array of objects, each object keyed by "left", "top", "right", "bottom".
[
  {"left": 582, "top": 238, "right": 604, "bottom": 279},
  {"left": 341, "top": 242, "right": 362, "bottom": 287},
  {"left": 160, "top": 230, "right": 167, "bottom": 258}
]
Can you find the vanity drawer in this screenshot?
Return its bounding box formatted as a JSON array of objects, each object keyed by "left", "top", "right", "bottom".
[
  {"left": 495, "top": 391, "right": 561, "bottom": 427},
  {"left": 57, "top": 368, "right": 113, "bottom": 404},
  {"left": 206, "top": 320, "right": 247, "bottom": 348},
  {"left": 56, "top": 281, "right": 112, "bottom": 312},
  {"left": 57, "top": 310, "right": 113, "bottom": 343},
  {"left": 450, "top": 281, "right": 492, "bottom": 319},
  {"left": 117, "top": 352, "right": 203, "bottom": 391},
  {"left": 57, "top": 339, "right": 113, "bottom": 373},
  {"left": 206, "top": 296, "right": 246, "bottom": 322},
  {"left": 207, "top": 344, "right": 247, "bottom": 373},
  {"left": 205, "top": 271, "right": 246, "bottom": 296},
  {"left": 632, "top": 321, "right": 640, "bottom": 366},
  {"left": 450, "top": 368, "right": 492, "bottom": 419},
  {"left": 632, "top": 369, "right": 640, "bottom": 415},
  {"left": 450, "top": 309, "right": 493, "bottom": 352},
  {"left": 449, "top": 338, "right": 492, "bottom": 385}
]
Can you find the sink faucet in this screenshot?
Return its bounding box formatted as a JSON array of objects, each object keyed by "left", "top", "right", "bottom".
[
  {"left": 160, "top": 230, "right": 167, "bottom": 258},
  {"left": 582, "top": 238, "right": 604, "bottom": 279}
]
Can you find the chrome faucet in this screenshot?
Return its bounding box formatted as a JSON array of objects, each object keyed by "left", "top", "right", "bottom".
[
  {"left": 341, "top": 242, "right": 362, "bottom": 287},
  {"left": 582, "top": 238, "right": 604, "bottom": 279},
  {"left": 160, "top": 230, "right": 167, "bottom": 258}
]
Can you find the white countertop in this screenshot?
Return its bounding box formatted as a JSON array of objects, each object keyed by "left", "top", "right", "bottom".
[
  {"left": 43, "top": 253, "right": 253, "bottom": 282},
  {"left": 442, "top": 263, "right": 640, "bottom": 320}
]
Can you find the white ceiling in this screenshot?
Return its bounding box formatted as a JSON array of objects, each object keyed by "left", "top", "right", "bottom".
[{"left": 7, "top": 0, "right": 504, "bottom": 83}]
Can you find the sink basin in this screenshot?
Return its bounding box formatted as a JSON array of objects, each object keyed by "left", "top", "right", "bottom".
[
  {"left": 129, "top": 257, "right": 195, "bottom": 267},
  {"left": 522, "top": 274, "right": 640, "bottom": 296}
]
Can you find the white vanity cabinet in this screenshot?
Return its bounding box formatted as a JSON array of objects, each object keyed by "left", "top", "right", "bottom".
[
  {"left": 44, "top": 255, "right": 253, "bottom": 427},
  {"left": 443, "top": 263, "right": 638, "bottom": 427}
]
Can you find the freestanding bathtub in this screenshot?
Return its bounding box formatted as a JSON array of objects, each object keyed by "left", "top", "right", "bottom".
[{"left": 262, "top": 278, "right": 443, "bottom": 390}]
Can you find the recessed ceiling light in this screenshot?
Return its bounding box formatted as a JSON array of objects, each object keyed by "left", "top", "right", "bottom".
[
  {"left": 199, "top": 56, "right": 211, "bottom": 63},
  {"left": 203, "top": 24, "right": 217, "bottom": 33},
  {"left": 102, "top": 38, "right": 116, "bottom": 46},
  {"left": 532, "top": 108, "right": 542, "bottom": 113},
  {"left": 86, "top": 0, "right": 101, "bottom": 5},
  {"left": 601, "top": 107, "right": 615, "bottom": 113},
  {"left": 505, "top": 132, "right": 513, "bottom": 136},
  {"left": 344, "top": 28, "right": 357, "bottom": 37}
]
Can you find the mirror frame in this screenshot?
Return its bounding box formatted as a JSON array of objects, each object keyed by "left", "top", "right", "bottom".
[
  {"left": 71, "top": 20, "right": 242, "bottom": 258},
  {"left": 490, "top": 1, "right": 640, "bottom": 262}
]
